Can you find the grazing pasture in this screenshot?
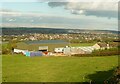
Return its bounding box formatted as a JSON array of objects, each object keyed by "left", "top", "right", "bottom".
[
  {"left": 2, "top": 55, "right": 118, "bottom": 82},
  {"left": 71, "top": 43, "right": 95, "bottom": 47}
]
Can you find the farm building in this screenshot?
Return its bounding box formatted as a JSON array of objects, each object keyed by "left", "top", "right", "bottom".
[
  {"left": 54, "top": 47, "right": 64, "bottom": 53},
  {"left": 39, "top": 46, "right": 48, "bottom": 52},
  {"left": 16, "top": 40, "right": 69, "bottom": 52},
  {"left": 25, "top": 51, "right": 43, "bottom": 57},
  {"left": 13, "top": 48, "right": 28, "bottom": 54},
  {"left": 93, "top": 42, "right": 108, "bottom": 50},
  {"left": 93, "top": 42, "right": 119, "bottom": 50},
  {"left": 13, "top": 48, "right": 43, "bottom": 57},
  {"left": 63, "top": 46, "right": 94, "bottom": 55}
]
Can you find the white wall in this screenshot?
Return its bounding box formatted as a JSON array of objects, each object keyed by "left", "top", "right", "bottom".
[
  {"left": 92, "top": 43, "right": 101, "bottom": 50},
  {"left": 54, "top": 48, "right": 64, "bottom": 53}
]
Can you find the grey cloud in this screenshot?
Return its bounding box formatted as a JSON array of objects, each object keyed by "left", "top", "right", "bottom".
[
  {"left": 71, "top": 10, "right": 80, "bottom": 15},
  {"left": 0, "top": 8, "right": 22, "bottom": 12},
  {"left": 85, "top": 10, "right": 117, "bottom": 19},
  {"left": 47, "top": 2, "right": 118, "bottom": 18},
  {"left": 0, "top": 9, "right": 12, "bottom": 12},
  {"left": 118, "top": 2, "right": 120, "bottom": 20},
  {"left": 71, "top": 10, "right": 118, "bottom": 19},
  {"left": 48, "top": 2, "right": 68, "bottom": 7},
  {"left": 70, "top": 10, "right": 83, "bottom": 15}
]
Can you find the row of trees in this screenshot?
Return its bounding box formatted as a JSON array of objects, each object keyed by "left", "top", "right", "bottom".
[
  {"left": 69, "top": 39, "right": 116, "bottom": 43},
  {"left": 2, "top": 41, "right": 17, "bottom": 54}
]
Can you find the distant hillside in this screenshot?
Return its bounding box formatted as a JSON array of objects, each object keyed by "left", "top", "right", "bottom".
[
  {"left": 1, "top": 27, "right": 119, "bottom": 35},
  {"left": 2, "top": 27, "right": 69, "bottom": 35}
]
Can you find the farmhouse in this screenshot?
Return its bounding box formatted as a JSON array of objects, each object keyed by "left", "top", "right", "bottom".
[
  {"left": 93, "top": 42, "right": 108, "bottom": 50},
  {"left": 93, "top": 42, "right": 119, "bottom": 50},
  {"left": 16, "top": 40, "right": 69, "bottom": 52}
]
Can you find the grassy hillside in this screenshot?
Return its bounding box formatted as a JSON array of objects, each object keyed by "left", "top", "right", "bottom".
[
  {"left": 17, "top": 42, "right": 68, "bottom": 52},
  {"left": 2, "top": 55, "right": 118, "bottom": 82},
  {"left": 16, "top": 42, "right": 95, "bottom": 51},
  {"left": 71, "top": 43, "right": 95, "bottom": 47}
]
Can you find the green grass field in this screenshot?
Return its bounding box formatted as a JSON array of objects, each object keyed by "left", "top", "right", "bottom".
[
  {"left": 2, "top": 55, "right": 118, "bottom": 82},
  {"left": 16, "top": 42, "right": 95, "bottom": 51},
  {"left": 71, "top": 43, "right": 95, "bottom": 47}
]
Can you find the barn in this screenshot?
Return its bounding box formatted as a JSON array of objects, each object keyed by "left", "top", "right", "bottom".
[{"left": 16, "top": 40, "right": 69, "bottom": 52}]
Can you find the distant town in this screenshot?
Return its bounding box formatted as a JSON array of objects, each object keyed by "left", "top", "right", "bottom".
[{"left": 1, "top": 27, "right": 119, "bottom": 43}]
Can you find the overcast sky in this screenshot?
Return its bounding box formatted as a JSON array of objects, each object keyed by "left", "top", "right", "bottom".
[{"left": 0, "top": 0, "right": 119, "bottom": 31}]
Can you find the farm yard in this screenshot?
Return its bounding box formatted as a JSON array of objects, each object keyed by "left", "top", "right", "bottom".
[{"left": 2, "top": 55, "right": 118, "bottom": 82}]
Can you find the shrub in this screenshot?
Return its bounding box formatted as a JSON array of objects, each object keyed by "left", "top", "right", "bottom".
[{"left": 72, "top": 48, "right": 119, "bottom": 57}]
